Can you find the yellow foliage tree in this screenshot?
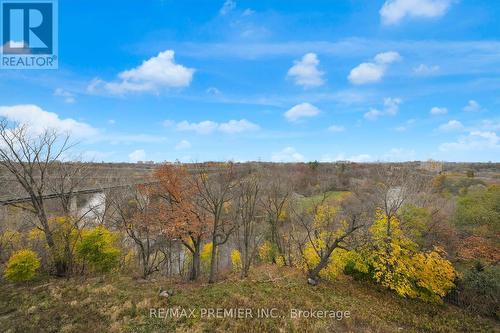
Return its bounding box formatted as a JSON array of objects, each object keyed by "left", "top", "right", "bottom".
[
  {"left": 297, "top": 200, "right": 363, "bottom": 282},
  {"left": 367, "top": 209, "right": 456, "bottom": 303}
]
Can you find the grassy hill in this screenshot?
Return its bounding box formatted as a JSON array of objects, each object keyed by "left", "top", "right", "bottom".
[{"left": 0, "top": 265, "right": 497, "bottom": 333}]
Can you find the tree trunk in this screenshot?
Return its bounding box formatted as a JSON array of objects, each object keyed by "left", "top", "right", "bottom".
[
  {"left": 307, "top": 247, "right": 334, "bottom": 282},
  {"left": 189, "top": 243, "right": 201, "bottom": 281},
  {"left": 41, "top": 218, "right": 68, "bottom": 277},
  {"left": 208, "top": 241, "right": 218, "bottom": 283}
]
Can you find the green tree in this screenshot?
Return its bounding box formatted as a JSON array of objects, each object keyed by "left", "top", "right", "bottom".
[{"left": 454, "top": 185, "right": 500, "bottom": 235}]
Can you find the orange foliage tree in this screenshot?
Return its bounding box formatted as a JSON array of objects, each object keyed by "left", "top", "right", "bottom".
[{"left": 154, "top": 164, "right": 209, "bottom": 281}]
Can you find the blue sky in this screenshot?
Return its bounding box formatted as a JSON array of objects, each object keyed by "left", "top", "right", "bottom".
[{"left": 1, "top": 0, "right": 499, "bottom": 162}]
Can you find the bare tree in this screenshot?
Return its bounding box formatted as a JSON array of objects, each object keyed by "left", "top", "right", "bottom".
[
  {"left": 259, "top": 174, "right": 291, "bottom": 264},
  {"left": 108, "top": 185, "right": 167, "bottom": 278},
  {"left": 192, "top": 163, "right": 237, "bottom": 283},
  {"left": 0, "top": 121, "right": 72, "bottom": 276},
  {"left": 234, "top": 174, "right": 262, "bottom": 277}
]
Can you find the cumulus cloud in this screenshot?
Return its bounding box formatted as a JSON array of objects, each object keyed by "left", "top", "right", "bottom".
[
  {"left": 440, "top": 131, "right": 499, "bottom": 152},
  {"left": 348, "top": 51, "right": 401, "bottom": 85},
  {"left": 172, "top": 119, "right": 259, "bottom": 134},
  {"left": 287, "top": 53, "right": 324, "bottom": 87},
  {"left": 53, "top": 88, "right": 76, "bottom": 104},
  {"left": 176, "top": 120, "right": 218, "bottom": 134},
  {"left": 380, "top": 0, "right": 452, "bottom": 25},
  {"left": 175, "top": 139, "right": 191, "bottom": 150},
  {"left": 0, "top": 104, "right": 98, "bottom": 138},
  {"left": 88, "top": 50, "right": 194, "bottom": 95},
  {"left": 463, "top": 100, "right": 482, "bottom": 113},
  {"left": 364, "top": 97, "right": 402, "bottom": 120},
  {"left": 413, "top": 64, "right": 440, "bottom": 75},
  {"left": 430, "top": 106, "right": 448, "bottom": 115},
  {"left": 284, "top": 103, "right": 320, "bottom": 122},
  {"left": 271, "top": 147, "right": 305, "bottom": 162},
  {"left": 478, "top": 119, "right": 500, "bottom": 131},
  {"left": 327, "top": 125, "right": 345, "bottom": 133},
  {"left": 218, "top": 119, "right": 260, "bottom": 133},
  {"left": 219, "top": 0, "right": 236, "bottom": 15},
  {"left": 438, "top": 120, "right": 464, "bottom": 132},
  {"left": 128, "top": 149, "right": 146, "bottom": 162}
]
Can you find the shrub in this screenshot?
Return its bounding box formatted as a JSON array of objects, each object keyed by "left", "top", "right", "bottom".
[
  {"left": 76, "top": 226, "right": 120, "bottom": 273},
  {"left": 4, "top": 249, "right": 41, "bottom": 282},
  {"left": 230, "top": 249, "right": 242, "bottom": 272},
  {"left": 258, "top": 241, "right": 274, "bottom": 263},
  {"left": 454, "top": 185, "right": 500, "bottom": 235},
  {"left": 447, "top": 265, "right": 500, "bottom": 318},
  {"left": 258, "top": 241, "right": 284, "bottom": 265}
]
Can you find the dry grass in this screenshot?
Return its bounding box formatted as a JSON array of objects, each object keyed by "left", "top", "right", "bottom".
[{"left": 0, "top": 265, "right": 498, "bottom": 333}]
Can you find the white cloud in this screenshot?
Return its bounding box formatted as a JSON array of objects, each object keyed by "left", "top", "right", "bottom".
[
  {"left": 348, "top": 63, "right": 384, "bottom": 85},
  {"left": 394, "top": 118, "right": 415, "bottom": 132},
  {"left": 206, "top": 87, "right": 221, "bottom": 95},
  {"left": 395, "top": 126, "right": 407, "bottom": 132},
  {"left": 364, "top": 97, "right": 402, "bottom": 120},
  {"left": 374, "top": 51, "right": 402, "bottom": 64},
  {"left": 321, "top": 153, "right": 372, "bottom": 163},
  {"left": 478, "top": 119, "right": 500, "bottom": 131},
  {"left": 413, "top": 64, "right": 440, "bottom": 75},
  {"left": 53, "top": 88, "right": 76, "bottom": 104},
  {"left": 440, "top": 131, "right": 499, "bottom": 152},
  {"left": 218, "top": 119, "right": 260, "bottom": 133},
  {"left": 0, "top": 104, "right": 98, "bottom": 138},
  {"left": 242, "top": 8, "right": 255, "bottom": 16},
  {"left": 364, "top": 108, "right": 384, "bottom": 121},
  {"left": 175, "top": 139, "right": 191, "bottom": 150},
  {"left": 463, "top": 100, "right": 482, "bottom": 113},
  {"left": 177, "top": 120, "right": 218, "bottom": 134},
  {"left": 284, "top": 102, "right": 320, "bottom": 122},
  {"left": 380, "top": 0, "right": 452, "bottom": 25},
  {"left": 219, "top": 0, "right": 236, "bottom": 15},
  {"left": 383, "top": 148, "right": 416, "bottom": 161},
  {"left": 327, "top": 125, "right": 345, "bottom": 133},
  {"left": 88, "top": 50, "right": 194, "bottom": 95},
  {"left": 174, "top": 119, "right": 259, "bottom": 134},
  {"left": 287, "top": 53, "right": 324, "bottom": 87},
  {"left": 430, "top": 106, "right": 448, "bottom": 115},
  {"left": 348, "top": 51, "right": 401, "bottom": 85},
  {"left": 438, "top": 120, "right": 464, "bottom": 132},
  {"left": 384, "top": 97, "right": 401, "bottom": 115},
  {"left": 128, "top": 149, "right": 146, "bottom": 162},
  {"left": 271, "top": 147, "right": 305, "bottom": 162}
]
